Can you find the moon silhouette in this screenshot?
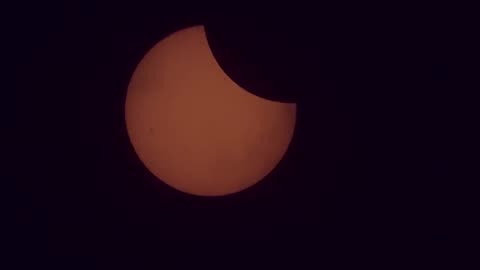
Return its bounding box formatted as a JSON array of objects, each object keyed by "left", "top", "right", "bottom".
[{"left": 125, "top": 25, "right": 296, "bottom": 196}]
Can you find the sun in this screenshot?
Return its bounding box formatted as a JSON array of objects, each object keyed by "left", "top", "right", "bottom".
[{"left": 125, "top": 25, "right": 296, "bottom": 196}]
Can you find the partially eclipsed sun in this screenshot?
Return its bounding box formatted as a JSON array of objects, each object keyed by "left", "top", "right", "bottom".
[{"left": 125, "top": 25, "right": 296, "bottom": 196}]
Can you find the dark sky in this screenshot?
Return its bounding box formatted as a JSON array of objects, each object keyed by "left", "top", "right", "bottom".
[{"left": 13, "top": 3, "right": 462, "bottom": 269}]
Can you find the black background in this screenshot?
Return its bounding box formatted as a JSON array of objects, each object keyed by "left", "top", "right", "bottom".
[{"left": 14, "top": 3, "right": 462, "bottom": 269}]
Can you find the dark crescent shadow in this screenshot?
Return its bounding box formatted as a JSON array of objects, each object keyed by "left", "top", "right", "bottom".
[{"left": 203, "top": 19, "right": 300, "bottom": 104}]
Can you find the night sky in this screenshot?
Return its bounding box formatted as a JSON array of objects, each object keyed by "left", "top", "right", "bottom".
[{"left": 13, "top": 3, "right": 462, "bottom": 269}]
